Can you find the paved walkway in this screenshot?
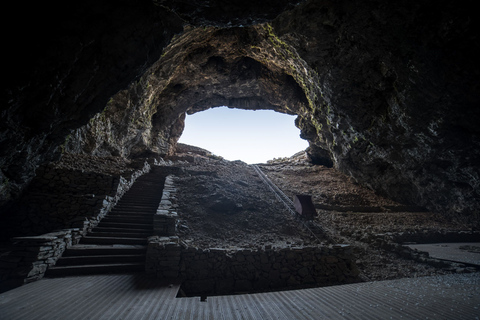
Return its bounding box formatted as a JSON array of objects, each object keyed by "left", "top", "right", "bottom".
[
  {"left": 1, "top": 272, "right": 479, "bottom": 319},
  {"left": 406, "top": 243, "right": 480, "bottom": 266}
]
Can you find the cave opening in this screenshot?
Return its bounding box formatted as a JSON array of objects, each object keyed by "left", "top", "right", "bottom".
[{"left": 178, "top": 106, "right": 309, "bottom": 164}]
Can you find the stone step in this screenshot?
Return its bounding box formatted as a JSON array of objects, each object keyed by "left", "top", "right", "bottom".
[
  {"left": 62, "top": 244, "right": 147, "bottom": 257},
  {"left": 55, "top": 254, "right": 146, "bottom": 266},
  {"left": 123, "top": 191, "right": 161, "bottom": 195},
  {"left": 80, "top": 236, "right": 147, "bottom": 245},
  {"left": 102, "top": 216, "right": 152, "bottom": 224},
  {"left": 110, "top": 207, "right": 158, "bottom": 212},
  {"left": 118, "top": 195, "right": 161, "bottom": 200},
  {"left": 107, "top": 211, "right": 154, "bottom": 218},
  {"left": 43, "top": 170, "right": 166, "bottom": 278},
  {"left": 45, "top": 262, "right": 145, "bottom": 277},
  {"left": 114, "top": 204, "right": 160, "bottom": 210},
  {"left": 112, "top": 204, "right": 159, "bottom": 210},
  {"left": 122, "top": 189, "right": 162, "bottom": 194},
  {"left": 108, "top": 210, "right": 156, "bottom": 216},
  {"left": 116, "top": 196, "right": 161, "bottom": 201},
  {"left": 88, "top": 231, "right": 152, "bottom": 238},
  {"left": 98, "top": 222, "right": 153, "bottom": 230},
  {"left": 92, "top": 227, "right": 153, "bottom": 234},
  {"left": 116, "top": 206, "right": 160, "bottom": 211}
]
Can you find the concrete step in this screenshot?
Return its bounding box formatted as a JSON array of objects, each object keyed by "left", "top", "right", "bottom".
[
  {"left": 46, "top": 262, "right": 145, "bottom": 277},
  {"left": 55, "top": 254, "right": 146, "bottom": 266},
  {"left": 62, "top": 245, "right": 147, "bottom": 257},
  {"left": 80, "top": 236, "right": 147, "bottom": 245}
]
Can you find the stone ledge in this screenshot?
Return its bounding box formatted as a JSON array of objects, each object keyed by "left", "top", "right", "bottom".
[
  {"left": 146, "top": 236, "right": 360, "bottom": 296},
  {"left": 12, "top": 236, "right": 59, "bottom": 242}
]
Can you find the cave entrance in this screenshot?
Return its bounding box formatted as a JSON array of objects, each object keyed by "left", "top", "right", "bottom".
[{"left": 178, "top": 106, "right": 308, "bottom": 164}]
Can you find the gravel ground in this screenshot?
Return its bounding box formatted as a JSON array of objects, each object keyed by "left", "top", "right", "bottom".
[{"left": 173, "top": 159, "right": 316, "bottom": 249}]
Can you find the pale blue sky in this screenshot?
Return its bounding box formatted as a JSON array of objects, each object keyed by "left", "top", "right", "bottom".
[{"left": 178, "top": 107, "right": 309, "bottom": 164}]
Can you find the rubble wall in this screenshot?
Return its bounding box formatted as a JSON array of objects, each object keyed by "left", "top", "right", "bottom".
[
  {"left": 0, "top": 160, "right": 151, "bottom": 292},
  {"left": 146, "top": 173, "right": 359, "bottom": 295},
  {"left": 1, "top": 160, "right": 151, "bottom": 239},
  {"left": 147, "top": 236, "right": 359, "bottom": 296}
]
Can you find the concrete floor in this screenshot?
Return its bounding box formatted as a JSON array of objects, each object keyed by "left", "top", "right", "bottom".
[{"left": 1, "top": 272, "right": 479, "bottom": 319}]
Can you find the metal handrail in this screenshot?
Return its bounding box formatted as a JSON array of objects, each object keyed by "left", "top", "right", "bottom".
[{"left": 251, "top": 164, "right": 328, "bottom": 244}]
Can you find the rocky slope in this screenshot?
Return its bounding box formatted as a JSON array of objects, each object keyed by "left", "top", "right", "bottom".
[{"left": 166, "top": 147, "right": 477, "bottom": 282}]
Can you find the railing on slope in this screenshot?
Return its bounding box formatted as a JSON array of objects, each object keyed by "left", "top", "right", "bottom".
[
  {"left": 251, "top": 164, "right": 297, "bottom": 216},
  {"left": 251, "top": 164, "right": 329, "bottom": 244}
]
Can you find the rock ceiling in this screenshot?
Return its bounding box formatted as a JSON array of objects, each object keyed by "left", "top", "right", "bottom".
[{"left": 1, "top": 0, "right": 479, "bottom": 218}]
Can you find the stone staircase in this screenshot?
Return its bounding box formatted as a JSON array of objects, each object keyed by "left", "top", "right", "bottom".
[{"left": 45, "top": 168, "right": 166, "bottom": 277}]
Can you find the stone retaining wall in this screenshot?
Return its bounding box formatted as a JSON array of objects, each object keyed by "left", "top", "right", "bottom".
[
  {"left": 146, "top": 236, "right": 359, "bottom": 296},
  {"left": 146, "top": 174, "right": 359, "bottom": 296},
  {"left": 0, "top": 229, "right": 81, "bottom": 292},
  {"left": 153, "top": 175, "right": 178, "bottom": 236},
  {"left": 2, "top": 161, "right": 151, "bottom": 239},
  {"left": 0, "top": 160, "right": 151, "bottom": 292}
]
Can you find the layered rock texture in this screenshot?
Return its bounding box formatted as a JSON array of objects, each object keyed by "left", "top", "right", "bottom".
[{"left": 2, "top": 0, "right": 479, "bottom": 221}]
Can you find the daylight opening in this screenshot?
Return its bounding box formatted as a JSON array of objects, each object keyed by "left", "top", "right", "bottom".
[{"left": 178, "top": 107, "right": 308, "bottom": 164}]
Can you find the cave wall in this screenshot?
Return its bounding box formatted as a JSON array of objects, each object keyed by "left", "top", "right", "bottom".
[
  {"left": 1, "top": 0, "right": 184, "bottom": 205},
  {"left": 272, "top": 0, "right": 480, "bottom": 216},
  {"left": 0, "top": 155, "right": 151, "bottom": 241},
  {"left": 1, "top": 0, "right": 479, "bottom": 221},
  {"left": 64, "top": 25, "right": 312, "bottom": 158}
]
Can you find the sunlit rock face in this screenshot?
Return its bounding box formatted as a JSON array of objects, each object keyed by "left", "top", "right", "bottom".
[
  {"left": 65, "top": 25, "right": 311, "bottom": 158},
  {"left": 1, "top": 0, "right": 479, "bottom": 219}
]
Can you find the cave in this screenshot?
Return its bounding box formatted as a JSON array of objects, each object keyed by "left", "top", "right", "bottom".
[{"left": 1, "top": 0, "right": 479, "bottom": 317}]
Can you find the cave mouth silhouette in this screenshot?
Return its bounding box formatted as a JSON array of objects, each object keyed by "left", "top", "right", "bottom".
[{"left": 178, "top": 106, "right": 309, "bottom": 164}]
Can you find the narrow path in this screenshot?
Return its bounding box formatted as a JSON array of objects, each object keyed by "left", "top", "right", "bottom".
[{"left": 45, "top": 168, "right": 166, "bottom": 277}]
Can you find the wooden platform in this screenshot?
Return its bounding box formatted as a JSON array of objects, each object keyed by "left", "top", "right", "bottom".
[{"left": 1, "top": 273, "right": 479, "bottom": 319}]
